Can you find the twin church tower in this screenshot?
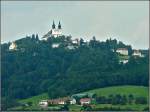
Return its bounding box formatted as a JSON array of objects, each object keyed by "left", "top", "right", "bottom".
[{"left": 43, "top": 21, "right": 62, "bottom": 40}]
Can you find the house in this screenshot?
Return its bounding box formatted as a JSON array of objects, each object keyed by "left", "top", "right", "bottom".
[
  {"left": 119, "top": 59, "right": 128, "bottom": 64},
  {"left": 116, "top": 48, "right": 128, "bottom": 55},
  {"left": 52, "top": 43, "right": 60, "bottom": 48},
  {"left": 80, "top": 98, "right": 91, "bottom": 105},
  {"left": 132, "top": 50, "right": 143, "bottom": 57},
  {"left": 9, "top": 42, "right": 17, "bottom": 50},
  {"left": 39, "top": 100, "right": 48, "bottom": 107},
  {"left": 70, "top": 98, "right": 76, "bottom": 104},
  {"left": 48, "top": 97, "right": 70, "bottom": 105},
  {"left": 66, "top": 45, "right": 75, "bottom": 50},
  {"left": 72, "top": 39, "right": 79, "bottom": 44}
]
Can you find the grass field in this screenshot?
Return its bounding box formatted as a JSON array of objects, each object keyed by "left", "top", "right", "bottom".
[
  {"left": 83, "top": 85, "right": 149, "bottom": 98},
  {"left": 10, "top": 85, "right": 149, "bottom": 111}
]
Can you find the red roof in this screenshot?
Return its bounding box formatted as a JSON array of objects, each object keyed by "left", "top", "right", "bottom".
[{"left": 80, "top": 98, "right": 91, "bottom": 102}]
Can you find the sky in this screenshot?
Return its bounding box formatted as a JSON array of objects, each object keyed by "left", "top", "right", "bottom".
[{"left": 1, "top": 1, "right": 149, "bottom": 49}]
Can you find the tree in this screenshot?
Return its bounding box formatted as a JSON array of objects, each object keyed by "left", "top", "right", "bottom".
[
  {"left": 128, "top": 94, "right": 134, "bottom": 104},
  {"left": 135, "top": 97, "right": 147, "bottom": 104},
  {"left": 36, "top": 34, "right": 39, "bottom": 41},
  {"left": 79, "top": 38, "right": 84, "bottom": 46},
  {"left": 27, "top": 101, "right": 32, "bottom": 106}
]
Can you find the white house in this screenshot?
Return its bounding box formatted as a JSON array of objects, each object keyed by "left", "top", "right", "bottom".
[
  {"left": 9, "top": 42, "right": 17, "bottom": 50},
  {"left": 116, "top": 48, "right": 128, "bottom": 55},
  {"left": 119, "top": 59, "right": 128, "bottom": 64},
  {"left": 52, "top": 43, "right": 60, "bottom": 48},
  {"left": 39, "top": 100, "right": 48, "bottom": 107},
  {"left": 66, "top": 45, "right": 75, "bottom": 50},
  {"left": 70, "top": 98, "right": 76, "bottom": 104},
  {"left": 72, "top": 38, "right": 79, "bottom": 45},
  {"left": 132, "top": 50, "right": 143, "bottom": 57}
]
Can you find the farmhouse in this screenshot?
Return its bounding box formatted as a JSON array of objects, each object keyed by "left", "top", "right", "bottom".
[
  {"left": 80, "top": 98, "right": 91, "bottom": 105},
  {"left": 48, "top": 97, "right": 70, "bottom": 105},
  {"left": 70, "top": 98, "right": 76, "bottom": 104},
  {"left": 39, "top": 100, "right": 48, "bottom": 107},
  {"left": 116, "top": 48, "right": 128, "bottom": 55}
]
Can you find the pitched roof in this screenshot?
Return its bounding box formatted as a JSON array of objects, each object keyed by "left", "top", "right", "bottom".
[{"left": 80, "top": 98, "right": 91, "bottom": 102}]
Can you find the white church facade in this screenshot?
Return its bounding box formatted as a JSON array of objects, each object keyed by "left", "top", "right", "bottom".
[{"left": 43, "top": 21, "right": 62, "bottom": 40}]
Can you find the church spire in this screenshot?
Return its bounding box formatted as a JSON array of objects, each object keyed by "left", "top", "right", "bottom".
[
  {"left": 58, "top": 21, "right": 61, "bottom": 29},
  {"left": 52, "top": 20, "right": 55, "bottom": 29}
]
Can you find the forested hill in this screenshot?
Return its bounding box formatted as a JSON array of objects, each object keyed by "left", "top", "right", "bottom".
[{"left": 1, "top": 35, "right": 149, "bottom": 109}]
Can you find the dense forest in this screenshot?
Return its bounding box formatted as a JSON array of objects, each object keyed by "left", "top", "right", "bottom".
[{"left": 1, "top": 35, "right": 149, "bottom": 110}]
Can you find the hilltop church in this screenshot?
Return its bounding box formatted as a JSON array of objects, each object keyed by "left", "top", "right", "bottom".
[{"left": 43, "top": 21, "right": 62, "bottom": 40}]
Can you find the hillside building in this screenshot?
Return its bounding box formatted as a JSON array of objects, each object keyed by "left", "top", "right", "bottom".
[
  {"left": 132, "top": 49, "right": 143, "bottom": 57},
  {"left": 116, "top": 48, "right": 128, "bottom": 55},
  {"left": 39, "top": 100, "right": 48, "bottom": 107},
  {"left": 80, "top": 98, "right": 91, "bottom": 105},
  {"left": 9, "top": 42, "right": 17, "bottom": 51}
]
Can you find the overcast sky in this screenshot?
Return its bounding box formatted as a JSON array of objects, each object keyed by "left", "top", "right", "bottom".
[{"left": 1, "top": 1, "right": 149, "bottom": 49}]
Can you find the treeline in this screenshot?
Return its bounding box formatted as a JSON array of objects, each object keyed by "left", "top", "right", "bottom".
[
  {"left": 95, "top": 94, "right": 148, "bottom": 105},
  {"left": 1, "top": 35, "right": 149, "bottom": 110}
]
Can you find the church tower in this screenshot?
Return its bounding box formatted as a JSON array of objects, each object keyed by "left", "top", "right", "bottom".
[
  {"left": 52, "top": 20, "right": 55, "bottom": 29},
  {"left": 42, "top": 20, "right": 62, "bottom": 40},
  {"left": 58, "top": 21, "right": 61, "bottom": 29},
  {"left": 51, "top": 21, "right": 62, "bottom": 37}
]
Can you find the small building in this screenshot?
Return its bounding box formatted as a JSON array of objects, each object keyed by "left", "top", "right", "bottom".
[
  {"left": 80, "top": 98, "right": 91, "bottom": 105},
  {"left": 70, "top": 98, "right": 76, "bottom": 104},
  {"left": 39, "top": 100, "right": 48, "bottom": 107},
  {"left": 9, "top": 42, "right": 17, "bottom": 50},
  {"left": 116, "top": 48, "right": 128, "bottom": 55},
  {"left": 66, "top": 45, "right": 75, "bottom": 50},
  {"left": 132, "top": 50, "right": 142, "bottom": 57},
  {"left": 52, "top": 43, "right": 60, "bottom": 48},
  {"left": 48, "top": 97, "right": 70, "bottom": 105},
  {"left": 119, "top": 59, "right": 128, "bottom": 64},
  {"left": 72, "top": 38, "right": 79, "bottom": 45}
]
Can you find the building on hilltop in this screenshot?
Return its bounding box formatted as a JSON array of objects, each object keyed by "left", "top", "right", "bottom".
[
  {"left": 43, "top": 21, "right": 62, "bottom": 40},
  {"left": 9, "top": 42, "right": 17, "bottom": 51},
  {"left": 132, "top": 49, "right": 144, "bottom": 57},
  {"left": 116, "top": 48, "right": 128, "bottom": 55}
]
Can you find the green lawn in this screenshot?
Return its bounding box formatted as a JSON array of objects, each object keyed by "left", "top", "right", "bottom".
[{"left": 69, "top": 104, "right": 82, "bottom": 111}]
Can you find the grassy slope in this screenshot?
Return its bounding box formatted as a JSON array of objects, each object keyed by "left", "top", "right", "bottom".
[
  {"left": 83, "top": 85, "right": 149, "bottom": 98},
  {"left": 11, "top": 85, "right": 148, "bottom": 111},
  {"left": 19, "top": 93, "right": 48, "bottom": 105}
]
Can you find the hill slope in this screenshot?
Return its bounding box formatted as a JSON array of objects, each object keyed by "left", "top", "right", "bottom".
[
  {"left": 20, "top": 85, "right": 149, "bottom": 104},
  {"left": 1, "top": 36, "right": 149, "bottom": 110},
  {"left": 11, "top": 85, "right": 149, "bottom": 111}
]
